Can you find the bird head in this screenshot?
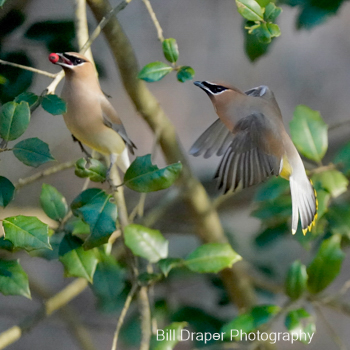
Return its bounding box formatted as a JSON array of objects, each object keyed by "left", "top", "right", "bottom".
[{"left": 49, "top": 52, "right": 94, "bottom": 78}]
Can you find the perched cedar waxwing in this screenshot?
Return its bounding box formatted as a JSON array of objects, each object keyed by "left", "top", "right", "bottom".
[
  {"left": 48, "top": 52, "right": 136, "bottom": 177},
  {"left": 190, "top": 81, "right": 317, "bottom": 235}
]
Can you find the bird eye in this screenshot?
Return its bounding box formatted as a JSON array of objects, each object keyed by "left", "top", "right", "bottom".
[{"left": 75, "top": 59, "right": 82, "bottom": 64}]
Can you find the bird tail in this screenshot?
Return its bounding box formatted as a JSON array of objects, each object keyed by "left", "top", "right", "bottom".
[{"left": 289, "top": 174, "right": 318, "bottom": 235}]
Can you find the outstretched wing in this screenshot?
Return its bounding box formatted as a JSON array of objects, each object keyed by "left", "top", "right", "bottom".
[
  {"left": 100, "top": 96, "right": 136, "bottom": 154},
  {"left": 215, "top": 112, "right": 283, "bottom": 193},
  {"left": 189, "top": 119, "right": 234, "bottom": 158}
]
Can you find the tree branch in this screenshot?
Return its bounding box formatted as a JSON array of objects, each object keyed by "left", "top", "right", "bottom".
[
  {"left": 141, "top": 0, "right": 164, "bottom": 42},
  {"left": 0, "top": 279, "right": 88, "bottom": 350},
  {"left": 0, "top": 59, "right": 57, "bottom": 78},
  {"left": 86, "top": 0, "right": 256, "bottom": 311}
]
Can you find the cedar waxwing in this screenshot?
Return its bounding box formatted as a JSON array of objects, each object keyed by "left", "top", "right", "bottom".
[
  {"left": 48, "top": 52, "right": 136, "bottom": 177},
  {"left": 190, "top": 81, "right": 317, "bottom": 235}
]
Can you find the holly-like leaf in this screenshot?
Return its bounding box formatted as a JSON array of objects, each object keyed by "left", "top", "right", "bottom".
[
  {"left": 250, "top": 23, "right": 272, "bottom": 43},
  {"left": 285, "top": 309, "right": 315, "bottom": 344},
  {"left": 236, "top": 0, "right": 264, "bottom": 21},
  {"left": 290, "top": 105, "right": 328, "bottom": 163},
  {"left": 177, "top": 66, "right": 195, "bottom": 83},
  {"left": 124, "top": 154, "right": 182, "bottom": 192},
  {"left": 255, "top": 177, "right": 289, "bottom": 202},
  {"left": 124, "top": 224, "right": 168, "bottom": 263},
  {"left": 264, "top": 3, "right": 282, "bottom": 22},
  {"left": 14, "top": 92, "right": 39, "bottom": 108},
  {"left": 71, "top": 188, "right": 117, "bottom": 249},
  {"left": 2, "top": 215, "right": 52, "bottom": 251},
  {"left": 285, "top": 260, "right": 308, "bottom": 300},
  {"left": 158, "top": 258, "right": 184, "bottom": 277},
  {"left": 312, "top": 170, "right": 348, "bottom": 198},
  {"left": 185, "top": 243, "right": 241, "bottom": 273},
  {"left": 0, "top": 259, "right": 31, "bottom": 298},
  {"left": 13, "top": 137, "right": 55, "bottom": 167},
  {"left": 222, "top": 305, "right": 280, "bottom": 339},
  {"left": 90, "top": 252, "right": 125, "bottom": 312},
  {"left": 41, "top": 94, "right": 66, "bottom": 115},
  {"left": 334, "top": 142, "right": 350, "bottom": 176},
  {"left": 326, "top": 205, "right": 350, "bottom": 237},
  {"left": 59, "top": 234, "right": 98, "bottom": 282},
  {"left": 75, "top": 158, "right": 107, "bottom": 182},
  {"left": 307, "top": 235, "right": 345, "bottom": 294},
  {"left": 0, "top": 101, "right": 30, "bottom": 141},
  {"left": 266, "top": 23, "right": 281, "bottom": 37},
  {"left": 162, "top": 38, "right": 179, "bottom": 63},
  {"left": 138, "top": 62, "right": 173, "bottom": 82},
  {"left": 40, "top": 184, "right": 68, "bottom": 221},
  {"left": 154, "top": 322, "right": 188, "bottom": 350},
  {"left": 0, "top": 176, "right": 15, "bottom": 208}
]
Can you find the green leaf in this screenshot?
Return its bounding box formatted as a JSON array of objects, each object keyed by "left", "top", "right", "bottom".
[
  {"left": 264, "top": 3, "right": 282, "bottom": 22},
  {"left": 0, "top": 75, "right": 6, "bottom": 84},
  {"left": 0, "top": 0, "right": 7, "bottom": 7},
  {"left": 75, "top": 158, "right": 107, "bottom": 182},
  {"left": 124, "top": 154, "right": 182, "bottom": 192},
  {"left": 41, "top": 94, "right": 67, "bottom": 115},
  {"left": 326, "top": 205, "right": 350, "bottom": 238},
  {"left": 138, "top": 62, "right": 173, "bottom": 82},
  {"left": 285, "top": 309, "right": 315, "bottom": 344},
  {"left": 236, "top": 0, "right": 264, "bottom": 21},
  {"left": 222, "top": 305, "right": 280, "bottom": 339},
  {"left": 307, "top": 235, "right": 345, "bottom": 294},
  {"left": 162, "top": 38, "right": 179, "bottom": 63},
  {"left": 314, "top": 189, "right": 330, "bottom": 219},
  {"left": 0, "top": 259, "right": 31, "bottom": 298},
  {"left": 0, "top": 236, "right": 14, "bottom": 251},
  {"left": 334, "top": 142, "right": 350, "bottom": 176},
  {"left": 0, "top": 176, "right": 15, "bottom": 208},
  {"left": 158, "top": 258, "right": 184, "bottom": 277},
  {"left": 255, "top": 177, "right": 289, "bottom": 202},
  {"left": 0, "top": 101, "right": 30, "bottom": 141},
  {"left": 312, "top": 170, "right": 348, "bottom": 198},
  {"left": 176, "top": 66, "right": 195, "bottom": 83},
  {"left": 124, "top": 224, "right": 168, "bottom": 263},
  {"left": 266, "top": 23, "right": 281, "bottom": 37},
  {"left": 14, "top": 92, "right": 39, "bottom": 108},
  {"left": 71, "top": 189, "right": 117, "bottom": 249},
  {"left": 13, "top": 137, "right": 55, "bottom": 167},
  {"left": 290, "top": 105, "right": 328, "bottom": 163},
  {"left": 65, "top": 216, "right": 90, "bottom": 236},
  {"left": 59, "top": 234, "right": 98, "bottom": 282},
  {"left": 252, "top": 195, "right": 292, "bottom": 222},
  {"left": 29, "top": 232, "right": 64, "bottom": 261},
  {"left": 244, "top": 21, "right": 270, "bottom": 61},
  {"left": 90, "top": 252, "right": 125, "bottom": 312},
  {"left": 254, "top": 222, "right": 288, "bottom": 248},
  {"left": 154, "top": 322, "right": 188, "bottom": 350},
  {"left": 285, "top": 260, "right": 307, "bottom": 300},
  {"left": 185, "top": 243, "right": 241, "bottom": 273},
  {"left": 40, "top": 184, "right": 68, "bottom": 221},
  {"left": 250, "top": 23, "right": 272, "bottom": 43},
  {"left": 3, "top": 215, "right": 52, "bottom": 251}
]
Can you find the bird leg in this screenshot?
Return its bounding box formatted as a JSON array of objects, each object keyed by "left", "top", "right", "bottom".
[{"left": 72, "top": 135, "right": 92, "bottom": 159}]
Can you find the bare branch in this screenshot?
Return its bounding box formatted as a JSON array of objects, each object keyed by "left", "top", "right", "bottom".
[
  {"left": 141, "top": 0, "right": 164, "bottom": 42},
  {"left": 0, "top": 59, "right": 57, "bottom": 78}
]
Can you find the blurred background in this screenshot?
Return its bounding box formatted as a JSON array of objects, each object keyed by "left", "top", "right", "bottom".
[{"left": 1, "top": 0, "right": 350, "bottom": 349}]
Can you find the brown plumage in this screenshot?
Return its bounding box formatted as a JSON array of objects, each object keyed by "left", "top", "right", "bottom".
[
  {"left": 190, "top": 81, "right": 317, "bottom": 235},
  {"left": 49, "top": 52, "right": 136, "bottom": 175}
]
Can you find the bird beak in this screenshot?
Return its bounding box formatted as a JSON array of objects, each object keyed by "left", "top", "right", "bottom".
[
  {"left": 194, "top": 80, "right": 212, "bottom": 96},
  {"left": 51, "top": 53, "right": 74, "bottom": 69},
  {"left": 194, "top": 81, "right": 205, "bottom": 89}
]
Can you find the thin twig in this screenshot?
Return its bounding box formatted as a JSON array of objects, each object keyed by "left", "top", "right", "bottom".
[
  {"left": 138, "top": 287, "right": 151, "bottom": 350},
  {"left": 15, "top": 161, "right": 76, "bottom": 189},
  {"left": 328, "top": 119, "right": 350, "bottom": 131},
  {"left": 0, "top": 279, "right": 88, "bottom": 350},
  {"left": 0, "top": 59, "right": 57, "bottom": 78},
  {"left": 141, "top": 0, "right": 164, "bottom": 42},
  {"left": 80, "top": 0, "right": 133, "bottom": 54},
  {"left": 111, "top": 283, "right": 138, "bottom": 350}
]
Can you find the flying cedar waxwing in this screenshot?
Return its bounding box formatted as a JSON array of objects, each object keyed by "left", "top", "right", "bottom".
[
  {"left": 48, "top": 52, "right": 136, "bottom": 177},
  {"left": 190, "top": 81, "right": 317, "bottom": 235}
]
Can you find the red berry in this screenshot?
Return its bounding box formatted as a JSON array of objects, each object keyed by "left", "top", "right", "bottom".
[{"left": 49, "top": 53, "right": 59, "bottom": 63}]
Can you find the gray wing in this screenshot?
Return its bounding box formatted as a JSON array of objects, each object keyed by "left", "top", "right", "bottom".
[
  {"left": 103, "top": 116, "right": 136, "bottom": 155},
  {"left": 189, "top": 119, "right": 234, "bottom": 158},
  {"left": 215, "top": 113, "right": 282, "bottom": 193}
]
